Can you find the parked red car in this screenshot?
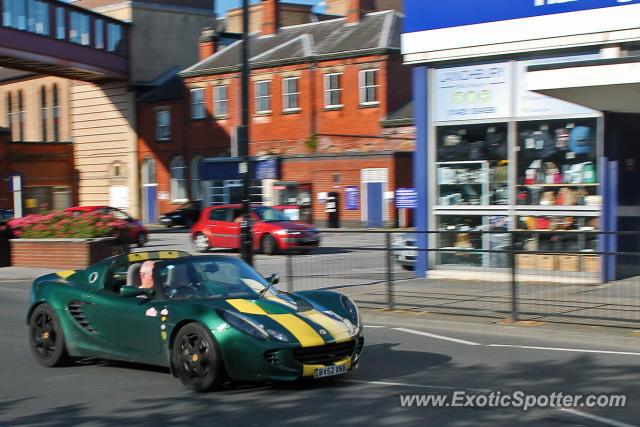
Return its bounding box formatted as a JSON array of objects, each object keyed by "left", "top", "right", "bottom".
[
  {"left": 191, "top": 205, "right": 319, "bottom": 255},
  {"left": 64, "top": 206, "right": 148, "bottom": 247}
]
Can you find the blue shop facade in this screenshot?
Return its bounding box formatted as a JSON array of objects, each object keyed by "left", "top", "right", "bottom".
[{"left": 403, "top": 0, "right": 640, "bottom": 280}]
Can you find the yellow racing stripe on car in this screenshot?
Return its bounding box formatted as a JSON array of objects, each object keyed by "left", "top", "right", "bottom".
[
  {"left": 226, "top": 299, "right": 268, "bottom": 315},
  {"left": 268, "top": 314, "right": 325, "bottom": 347},
  {"left": 301, "top": 310, "right": 352, "bottom": 342},
  {"left": 55, "top": 270, "right": 76, "bottom": 278},
  {"left": 265, "top": 295, "right": 298, "bottom": 311},
  {"left": 158, "top": 251, "right": 181, "bottom": 259},
  {"left": 128, "top": 252, "right": 149, "bottom": 262}
]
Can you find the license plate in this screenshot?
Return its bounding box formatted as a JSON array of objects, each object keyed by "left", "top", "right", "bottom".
[{"left": 313, "top": 363, "right": 347, "bottom": 379}]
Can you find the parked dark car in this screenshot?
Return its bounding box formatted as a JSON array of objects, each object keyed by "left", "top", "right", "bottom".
[
  {"left": 159, "top": 201, "right": 201, "bottom": 228},
  {"left": 0, "top": 209, "right": 14, "bottom": 225}
]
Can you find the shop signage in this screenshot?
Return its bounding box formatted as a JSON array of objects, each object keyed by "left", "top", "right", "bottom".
[
  {"left": 516, "top": 54, "right": 600, "bottom": 117},
  {"left": 435, "top": 62, "right": 511, "bottom": 122},
  {"left": 395, "top": 188, "right": 418, "bottom": 209},
  {"left": 255, "top": 158, "right": 280, "bottom": 180},
  {"left": 345, "top": 186, "right": 359, "bottom": 210},
  {"left": 157, "top": 191, "right": 169, "bottom": 200},
  {"left": 404, "top": 0, "right": 640, "bottom": 33}
]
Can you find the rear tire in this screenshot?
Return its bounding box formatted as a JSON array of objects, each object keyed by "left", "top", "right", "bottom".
[
  {"left": 28, "top": 304, "right": 70, "bottom": 367},
  {"left": 136, "top": 233, "right": 147, "bottom": 247},
  {"left": 193, "top": 232, "right": 210, "bottom": 253},
  {"left": 171, "top": 323, "right": 224, "bottom": 392},
  {"left": 261, "top": 234, "right": 278, "bottom": 255}
]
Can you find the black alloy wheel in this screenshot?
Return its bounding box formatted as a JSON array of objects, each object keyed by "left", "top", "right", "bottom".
[
  {"left": 261, "top": 234, "right": 278, "bottom": 256},
  {"left": 171, "top": 323, "right": 223, "bottom": 392},
  {"left": 28, "top": 304, "right": 70, "bottom": 367}
]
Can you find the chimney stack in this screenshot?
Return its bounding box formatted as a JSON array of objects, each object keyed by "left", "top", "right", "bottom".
[
  {"left": 347, "top": 0, "right": 375, "bottom": 23},
  {"left": 198, "top": 27, "right": 217, "bottom": 60},
  {"left": 262, "top": 0, "right": 279, "bottom": 35}
]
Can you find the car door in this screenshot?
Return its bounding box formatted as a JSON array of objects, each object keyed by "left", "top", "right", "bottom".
[
  {"left": 80, "top": 287, "right": 163, "bottom": 362},
  {"left": 206, "top": 207, "right": 236, "bottom": 248}
]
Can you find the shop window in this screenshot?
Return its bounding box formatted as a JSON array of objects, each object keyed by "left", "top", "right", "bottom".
[
  {"left": 282, "top": 77, "right": 299, "bottom": 111},
  {"left": 191, "top": 88, "right": 205, "bottom": 119},
  {"left": 255, "top": 81, "right": 271, "bottom": 113},
  {"left": 516, "top": 118, "right": 599, "bottom": 207},
  {"left": 27, "top": 0, "right": 49, "bottom": 35},
  {"left": 436, "top": 123, "right": 508, "bottom": 206},
  {"left": 155, "top": 109, "right": 170, "bottom": 141},
  {"left": 2, "top": 0, "right": 27, "bottom": 30},
  {"left": 107, "top": 22, "right": 125, "bottom": 54},
  {"left": 170, "top": 156, "right": 187, "bottom": 202},
  {"left": 324, "top": 73, "right": 342, "bottom": 108},
  {"left": 213, "top": 85, "right": 228, "bottom": 117},
  {"left": 53, "top": 84, "right": 59, "bottom": 142},
  {"left": 40, "top": 86, "right": 47, "bottom": 141},
  {"left": 359, "top": 69, "right": 378, "bottom": 105}
]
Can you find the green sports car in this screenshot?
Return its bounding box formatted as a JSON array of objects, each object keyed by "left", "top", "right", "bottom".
[{"left": 27, "top": 251, "right": 364, "bottom": 391}]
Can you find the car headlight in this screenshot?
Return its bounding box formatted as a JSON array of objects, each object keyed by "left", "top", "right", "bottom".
[
  {"left": 265, "top": 328, "right": 290, "bottom": 343},
  {"left": 340, "top": 295, "right": 360, "bottom": 326},
  {"left": 274, "top": 229, "right": 288, "bottom": 236},
  {"left": 217, "top": 309, "right": 268, "bottom": 340}
]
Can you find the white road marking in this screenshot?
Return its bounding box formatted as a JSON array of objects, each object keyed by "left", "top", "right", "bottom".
[
  {"left": 338, "top": 379, "right": 489, "bottom": 393},
  {"left": 487, "top": 344, "right": 640, "bottom": 357},
  {"left": 365, "top": 325, "right": 387, "bottom": 329},
  {"left": 392, "top": 327, "right": 482, "bottom": 346},
  {"left": 559, "top": 409, "right": 636, "bottom": 427}
]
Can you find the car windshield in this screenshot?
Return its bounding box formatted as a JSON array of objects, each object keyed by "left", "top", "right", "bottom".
[
  {"left": 156, "top": 258, "right": 275, "bottom": 300},
  {"left": 251, "top": 206, "right": 289, "bottom": 222}
]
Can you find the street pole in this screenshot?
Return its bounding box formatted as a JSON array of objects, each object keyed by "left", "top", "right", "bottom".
[{"left": 239, "top": 0, "right": 253, "bottom": 266}]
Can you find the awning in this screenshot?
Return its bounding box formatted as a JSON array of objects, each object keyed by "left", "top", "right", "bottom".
[
  {"left": 199, "top": 157, "right": 280, "bottom": 181},
  {"left": 526, "top": 56, "right": 640, "bottom": 114}
]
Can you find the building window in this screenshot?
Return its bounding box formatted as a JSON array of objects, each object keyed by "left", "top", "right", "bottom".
[
  {"left": 107, "top": 22, "right": 124, "bottom": 54},
  {"left": 41, "top": 86, "right": 47, "bottom": 141},
  {"left": 26, "top": 0, "right": 49, "bottom": 35},
  {"left": 282, "top": 77, "right": 299, "bottom": 111},
  {"left": 69, "top": 11, "right": 89, "bottom": 45},
  {"left": 170, "top": 156, "right": 187, "bottom": 201},
  {"left": 53, "top": 84, "right": 59, "bottom": 142},
  {"left": 18, "top": 91, "right": 24, "bottom": 142},
  {"left": 2, "top": 0, "right": 27, "bottom": 30},
  {"left": 324, "top": 73, "right": 342, "bottom": 107},
  {"left": 156, "top": 109, "right": 170, "bottom": 141},
  {"left": 55, "top": 7, "right": 65, "bottom": 39},
  {"left": 254, "top": 80, "right": 271, "bottom": 113},
  {"left": 213, "top": 85, "right": 228, "bottom": 117},
  {"left": 191, "top": 88, "right": 205, "bottom": 119},
  {"left": 191, "top": 155, "right": 203, "bottom": 200},
  {"left": 94, "top": 19, "right": 104, "bottom": 49},
  {"left": 7, "top": 93, "right": 13, "bottom": 139},
  {"left": 359, "top": 69, "right": 378, "bottom": 105}
]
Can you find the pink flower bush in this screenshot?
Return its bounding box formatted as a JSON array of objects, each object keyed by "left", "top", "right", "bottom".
[{"left": 8, "top": 210, "right": 128, "bottom": 239}]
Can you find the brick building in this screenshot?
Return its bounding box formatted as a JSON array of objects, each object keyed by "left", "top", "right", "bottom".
[{"left": 139, "top": 0, "right": 414, "bottom": 226}]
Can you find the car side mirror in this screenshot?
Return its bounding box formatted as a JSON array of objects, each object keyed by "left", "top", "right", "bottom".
[
  {"left": 267, "top": 273, "right": 279, "bottom": 285},
  {"left": 120, "top": 286, "right": 154, "bottom": 298}
]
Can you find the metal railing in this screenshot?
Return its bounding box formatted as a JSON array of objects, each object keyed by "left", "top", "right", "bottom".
[{"left": 253, "top": 230, "right": 640, "bottom": 329}]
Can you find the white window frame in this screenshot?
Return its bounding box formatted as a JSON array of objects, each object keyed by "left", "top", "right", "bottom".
[
  {"left": 213, "top": 85, "right": 228, "bottom": 117},
  {"left": 155, "top": 109, "right": 170, "bottom": 141},
  {"left": 254, "top": 80, "right": 271, "bottom": 113},
  {"left": 170, "top": 156, "right": 187, "bottom": 202},
  {"left": 359, "top": 69, "right": 379, "bottom": 105},
  {"left": 324, "top": 73, "right": 342, "bottom": 108},
  {"left": 94, "top": 18, "right": 104, "bottom": 49},
  {"left": 191, "top": 88, "right": 206, "bottom": 119},
  {"left": 282, "top": 77, "right": 300, "bottom": 111}
]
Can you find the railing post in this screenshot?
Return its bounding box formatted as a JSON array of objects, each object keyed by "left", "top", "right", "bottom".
[
  {"left": 510, "top": 231, "right": 518, "bottom": 322},
  {"left": 386, "top": 231, "right": 395, "bottom": 310},
  {"left": 286, "top": 249, "right": 293, "bottom": 293}
]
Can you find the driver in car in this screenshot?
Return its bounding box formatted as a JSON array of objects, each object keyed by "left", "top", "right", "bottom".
[{"left": 139, "top": 260, "right": 156, "bottom": 289}]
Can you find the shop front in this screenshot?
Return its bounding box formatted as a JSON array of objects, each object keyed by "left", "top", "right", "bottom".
[{"left": 403, "top": 0, "right": 640, "bottom": 279}]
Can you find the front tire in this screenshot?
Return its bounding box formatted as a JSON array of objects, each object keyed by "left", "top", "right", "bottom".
[
  {"left": 193, "top": 232, "right": 210, "bottom": 253},
  {"left": 261, "top": 234, "right": 278, "bottom": 255},
  {"left": 171, "top": 323, "right": 223, "bottom": 392},
  {"left": 29, "top": 304, "right": 70, "bottom": 367}
]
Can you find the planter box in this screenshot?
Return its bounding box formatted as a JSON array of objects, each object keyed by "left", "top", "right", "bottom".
[{"left": 10, "top": 237, "right": 125, "bottom": 269}]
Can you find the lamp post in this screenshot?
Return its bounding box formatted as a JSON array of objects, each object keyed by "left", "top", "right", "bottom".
[{"left": 239, "top": 0, "right": 253, "bottom": 266}]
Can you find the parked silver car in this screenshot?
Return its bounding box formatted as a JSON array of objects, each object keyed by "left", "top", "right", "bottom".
[{"left": 392, "top": 233, "right": 417, "bottom": 270}]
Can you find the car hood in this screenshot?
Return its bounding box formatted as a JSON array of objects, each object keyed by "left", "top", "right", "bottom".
[{"left": 199, "top": 293, "right": 357, "bottom": 345}]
